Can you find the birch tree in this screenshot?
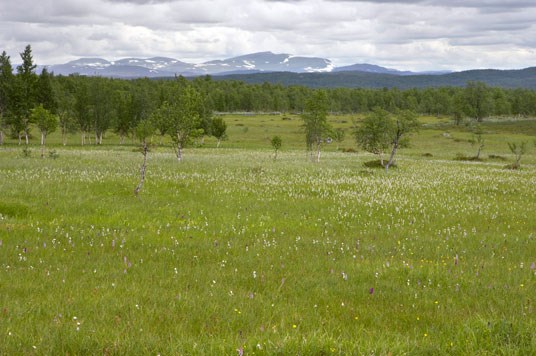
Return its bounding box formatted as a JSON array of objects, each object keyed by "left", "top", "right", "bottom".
[
  {"left": 211, "top": 117, "right": 227, "bottom": 148},
  {"left": 152, "top": 85, "right": 203, "bottom": 161},
  {"left": 134, "top": 119, "right": 154, "bottom": 196},
  {"left": 30, "top": 104, "right": 58, "bottom": 157},
  {"left": 302, "top": 90, "right": 331, "bottom": 162},
  {"left": 384, "top": 110, "right": 419, "bottom": 172},
  {"left": 354, "top": 108, "right": 419, "bottom": 172},
  {"left": 353, "top": 108, "right": 392, "bottom": 166}
]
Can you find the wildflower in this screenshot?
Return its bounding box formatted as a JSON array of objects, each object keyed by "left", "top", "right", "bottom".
[{"left": 369, "top": 287, "right": 374, "bottom": 294}]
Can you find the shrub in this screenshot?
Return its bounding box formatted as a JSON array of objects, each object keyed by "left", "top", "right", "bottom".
[
  {"left": 363, "top": 159, "right": 396, "bottom": 169},
  {"left": 48, "top": 150, "right": 59, "bottom": 159},
  {"left": 488, "top": 154, "right": 506, "bottom": 161},
  {"left": 21, "top": 147, "right": 32, "bottom": 158}
]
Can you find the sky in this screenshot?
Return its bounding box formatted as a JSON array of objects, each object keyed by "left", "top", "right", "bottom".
[{"left": 1, "top": 0, "right": 535, "bottom": 71}]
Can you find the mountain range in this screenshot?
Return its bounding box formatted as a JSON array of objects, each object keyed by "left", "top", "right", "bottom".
[
  {"left": 42, "top": 51, "right": 448, "bottom": 78},
  {"left": 40, "top": 51, "right": 536, "bottom": 89}
]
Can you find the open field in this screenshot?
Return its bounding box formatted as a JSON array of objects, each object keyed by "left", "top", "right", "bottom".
[{"left": 1, "top": 115, "right": 535, "bottom": 354}]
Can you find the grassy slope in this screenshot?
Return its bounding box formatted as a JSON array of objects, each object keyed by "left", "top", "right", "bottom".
[{"left": 0, "top": 115, "right": 535, "bottom": 354}]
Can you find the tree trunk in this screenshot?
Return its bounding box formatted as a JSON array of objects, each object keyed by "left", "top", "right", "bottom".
[
  {"left": 515, "top": 154, "right": 522, "bottom": 166},
  {"left": 25, "top": 131, "right": 29, "bottom": 145},
  {"left": 18, "top": 133, "right": 21, "bottom": 145},
  {"left": 134, "top": 141, "right": 148, "bottom": 196},
  {"left": 316, "top": 142, "right": 321, "bottom": 162},
  {"left": 217, "top": 139, "right": 221, "bottom": 148},
  {"left": 176, "top": 142, "right": 182, "bottom": 161},
  {"left": 0, "top": 130, "right": 3, "bottom": 145},
  {"left": 40, "top": 132, "right": 47, "bottom": 158},
  {"left": 81, "top": 132, "right": 85, "bottom": 146},
  {"left": 476, "top": 144, "right": 483, "bottom": 160},
  {"left": 385, "top": 141, "right": 399, "bottom": 173}
]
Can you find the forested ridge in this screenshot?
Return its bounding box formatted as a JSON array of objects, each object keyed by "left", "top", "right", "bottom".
[
  {"left": 214, "top": 67, "right": 536, "bottom": 90},
  {"left": 1, "top": 46, "right": 536, "bottom": 146}
]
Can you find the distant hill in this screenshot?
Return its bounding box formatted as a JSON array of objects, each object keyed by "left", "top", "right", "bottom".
[
  {"left": 212, "top": 67, "right": 536, "bottom": 89},
  {"left": 42, "top": 52, "right": 334, "bottom": 78},
  {"left": 332, "top": 63, "right": 413, "bottom": 75},
  {"left": 39, "top": 51, "right": 451, "bottom": 79},
  {"left": 35, "top": 51, "right": 536, "bottom": 89}
]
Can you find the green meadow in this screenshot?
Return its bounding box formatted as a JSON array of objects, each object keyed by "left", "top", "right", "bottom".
[{"left": 1, "top": 114, "right": 535, "bottom": 354}]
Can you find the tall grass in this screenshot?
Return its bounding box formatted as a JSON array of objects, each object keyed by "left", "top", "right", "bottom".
[
  {"left": 0, "top": 117, "right": 536, "bottom": 355},
  {"left": 0, "top": 117, "right": 535, "bottom": 353}
]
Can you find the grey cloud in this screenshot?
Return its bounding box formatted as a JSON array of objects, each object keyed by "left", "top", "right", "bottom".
[
  {"left": 326, "top": 0, "right": 535, "bottom": 7},
  {"left": 103, "top": 0, "right": 176, "bottom": 3},
  {"left": 1, "top": 0, "right": 536, "bottom": 71}
]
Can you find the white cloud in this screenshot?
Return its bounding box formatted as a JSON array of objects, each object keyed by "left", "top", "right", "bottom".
[{"left": 0, "top": 0, "right": 535, "bottom": 71}]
